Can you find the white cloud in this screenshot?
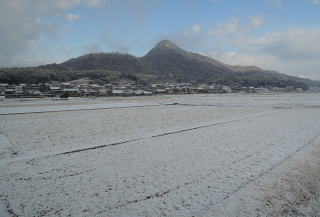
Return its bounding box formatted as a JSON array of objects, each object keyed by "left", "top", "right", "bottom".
[
  {"left": 0, "top": 0, "right": 105, "bottom": 67},
  {"left": 209, "top": 16, "right": 264, "bottom": 36},
  {"left": 209, "top": 18, "right": 242, "bottom": 35},
  {"left": 270, "top": 0, "right": 283, "bottom": 9},
  {"left": 55, "top": 46, "right": 70, "bottom": 54},
  {"left": 85, "top": 0, "right": 105, "bottom": 7},
  {"left": 206, "top": 28, "right": 320, "bottom": 80},
  {"left": 101, "top": 34, "right": 130, "bottom": 53},
  {"left": 206, "top": 50, "right": 320, "bottom": 80},
  {"left": 161, "top": 24, "right": 210, "bottom": 51},
  {"left": 258, "top": 29, "right": 320, "bottom": 60},
  {"left": 250, "top": 15, "right": 264, "bottom": 28},
  {"left": 192, "top": 24, "right": 202, "bottom": 33},
  {"left": 62, "top": 13, "right": 80, "bottom": 22},
  {"left": 53, "top": 0, "right": 104, "bottom": 10},
  {"left": 312, "top": 0, "right": 320, "bottom": 4}
]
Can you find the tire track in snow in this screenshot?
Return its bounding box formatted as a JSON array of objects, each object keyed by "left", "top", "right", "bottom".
[
  {"left": 96, "top": 123, "right": 320, "bottom": 215},
  {"left": 51, "top": 111, "right": 280, "bottom": 157},
  {"left": 0, "top": 101, "right": 253, "bottom": 117},
  {"left": 0, "top": 101, "right": 260, "bottom": 116},
  {"left": 0, "top": 110, "right": 278, "bottom": 165},
  {"left": 174, "top": 103, "right": 244, "bottom": 108},
  {"left": 96, "top": 189, "right": 172, "bottom": 214},
  {"left": 0, "top": 105, "right": 275, "bottom": 165},
  {"left": 0, "top": 103, "right": 171, "bottom": 116}
]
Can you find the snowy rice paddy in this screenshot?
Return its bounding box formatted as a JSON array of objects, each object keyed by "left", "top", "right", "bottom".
[{"left": 1, "top": 93, "right": 320, "bottom": 216}]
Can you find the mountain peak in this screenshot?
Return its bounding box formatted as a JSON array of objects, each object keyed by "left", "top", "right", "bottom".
[
  {"left": 143, "top": 40, "right": 185, "bottom": 58},
  {"left": 155, "top": 40, "right": 180, "bottom": 50}
]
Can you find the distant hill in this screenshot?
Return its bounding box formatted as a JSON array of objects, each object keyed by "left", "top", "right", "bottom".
[{"left": 0, "top": 40, "right": 319, "bottom": 89}]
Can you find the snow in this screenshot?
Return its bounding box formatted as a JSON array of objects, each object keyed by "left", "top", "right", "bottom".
[{"left": 1, "top": 93, "right": 320, "bottom": 216}]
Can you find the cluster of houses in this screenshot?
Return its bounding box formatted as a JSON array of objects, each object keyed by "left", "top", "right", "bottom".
[{"left": 0, "top": 82, "right": 316, "bottom": 99}]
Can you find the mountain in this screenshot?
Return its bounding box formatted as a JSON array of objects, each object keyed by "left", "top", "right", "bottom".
[
  {"left": 47, "top": 53, "right": 149, "bottom": 73},
  {"left": 0, "top": 40, "right": 319, "bottom": 89},
  {"left": 142, "top": 40, "right": 235, "bottom": 83}
]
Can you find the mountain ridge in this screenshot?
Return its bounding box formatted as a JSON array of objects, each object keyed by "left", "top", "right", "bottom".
[{"left": 0, "top": 40, "right": 319, "bottom": 89}]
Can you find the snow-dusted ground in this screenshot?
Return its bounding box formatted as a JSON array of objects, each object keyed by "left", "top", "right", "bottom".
[{"left": 1, "top": 93, "right": 320, "bottom": 216}]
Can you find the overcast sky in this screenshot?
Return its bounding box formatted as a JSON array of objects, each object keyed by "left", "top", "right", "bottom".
[{"left": 0, "top": 0, "right": 320, "bottom": 80}]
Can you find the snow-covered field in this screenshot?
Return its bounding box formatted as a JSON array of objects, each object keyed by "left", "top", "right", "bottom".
[{"left": 1, "top": 93, "right": 320, "bottom": 216}]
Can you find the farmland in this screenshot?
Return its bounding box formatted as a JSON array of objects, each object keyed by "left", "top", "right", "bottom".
[{"left": 1, "top": 93, "right": 320, "bottom": 216}]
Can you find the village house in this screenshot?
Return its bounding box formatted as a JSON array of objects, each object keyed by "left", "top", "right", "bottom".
[
  {"left": 156, "top": 89, "right": 167, "bottom": 94},
  {"left": 285, "top": 86, "right": 295, "bottom": 92},
  {"left": 112, "top": 89, "right": 126, "bottom": 97},
  {"left": 49, "top": 86, "right": 63, "bottom": 96},
  {"left": 4, "top": 88, "right": 15, "bottom": 95},
  {"left": 0, "top": 83, "right": 9, "bottom": 92},
  {"left": 63, "top": 88, "right": 80, "bottom": 97},
  {"left": 188, "top": 88, "right": 198, "bottom": 94},
  {"left": 14, "top": 85, "right": 24, "bottom": 94},
  {"left": 165, "top": 87, "right": 174, "bottom": 94}
]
